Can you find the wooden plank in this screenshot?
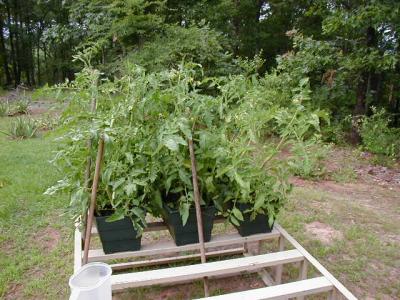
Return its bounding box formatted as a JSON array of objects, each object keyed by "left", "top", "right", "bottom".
[
  {"left": 110, "top": 248, "right": 245, "bottom": 271},
  {"left": 111, "top": 249, "right": 303, "bottom": 290},
  {"left": 91, "top": 216, "right": 226, "bottom": 235},
  {"left": 274, "top": 224, "right": 357, "bottom": 300},
  {"left": 74, "top": 227, "right": 82, "bottom": 273},
  {"left": 196, "top": 277, "right": 333, "bottom": 300},
  {"left": 88, "top": 230, "right": 280, "bottom": 262}
]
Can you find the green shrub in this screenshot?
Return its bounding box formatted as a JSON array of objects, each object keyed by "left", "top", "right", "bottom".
[
  {"left": 14, "top": 100, "right": 29, "bottom": 114},
  {"left": 36, "top": 114, "right": 59, "bottom": 131},
  {"left": 320, "top": 117, "right": 351, "bottom": 145},
  {"left": 8, "top": 117, "right": 38, "bottom": 139},
  {"left": 360, "top": 108, "right": 400, "bottom": 157},
  {"left": 288, "top": 139, "right": 330, "bottom": 179}
]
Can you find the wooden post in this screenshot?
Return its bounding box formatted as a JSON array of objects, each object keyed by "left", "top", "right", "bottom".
[
  {"left": 188, "top": 138, "right": 210, "bottom": 297},
  {"left": 274, "top": 235, "right": 285, "bottom": 284},
  {"left": 297, "top": 260, "right": 308, "bottom": 300},
  {"left": 82, "top": 138, "right": 105, "bottom": 265},
  {"left": 328, "top": 289, "right": 338, "bottom": 300}
]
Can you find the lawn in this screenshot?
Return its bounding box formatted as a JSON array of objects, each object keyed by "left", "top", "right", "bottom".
[
  {"left": 0, "top": 116, "right": 72, "bottom": 299},
  {"left": 0, "top": 111, "right": 399, "bottom": 299}
]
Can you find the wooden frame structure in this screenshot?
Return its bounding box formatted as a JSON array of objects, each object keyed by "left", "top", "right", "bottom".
[
  {"left": 74, "top": 219, "right": 357, "bottom": 299},
  {"left": 75, "top": 129, "right": 357, "bottom": 299}
]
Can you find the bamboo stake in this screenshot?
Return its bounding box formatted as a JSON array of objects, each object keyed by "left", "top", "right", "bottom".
[
  {"left": 82, "top": 98, "right": 97, "bottom": 243},
  {"left": 83, "top": 137, "right": 105, "bottom": 265},
  {"left": 188, "top": 138, "right": 210, "bottom": 297}
]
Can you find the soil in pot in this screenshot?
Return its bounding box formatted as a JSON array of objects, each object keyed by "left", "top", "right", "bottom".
[
  {"left": 162, "top": 204, "right": 216, "bottom": 246},
  {"left": 95, "top": 210, "right": 141, "bottom": 254},
  {"left": 232, "top": 203, "right": 274, "bottom": 237}
]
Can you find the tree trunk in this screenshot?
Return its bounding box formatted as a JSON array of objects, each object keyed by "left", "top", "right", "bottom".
[
  {"left": 36, "top": 42, "right": 41, "bottom": 85},
  {"left": 350, "top": 72, "right": 368, "bottom": 144},
  {"left": 350, "top": 26, "right": 376, "bottom": 144},
  {"left": 13, "top": 0, "right": 22, "bottom": 85},
  {"left": 5, "top": 0, "right": 18, "bottom": 86},
  {"left": 0, "top": 17, "right": 11, "bottom": 86},
  {"left": 232, "top": 0, "right": 241, "bottom": 56}
]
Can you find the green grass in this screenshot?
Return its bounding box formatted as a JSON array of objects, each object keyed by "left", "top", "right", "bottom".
[{"left": 0, "top": 117, "right": 72, "bottom": 299}]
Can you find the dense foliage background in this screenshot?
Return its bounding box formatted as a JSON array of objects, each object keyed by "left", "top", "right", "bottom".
[{"left": 0, "top": 0, "right": 399, "bottom": 147}]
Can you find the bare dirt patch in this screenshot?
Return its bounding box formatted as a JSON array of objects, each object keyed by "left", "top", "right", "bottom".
[
  {"left": 34, "top": 227, "right": 61, "bottom": 252},
  {"left": 355, "top": 165, "right": 400, "bottom": 186},
  {"left": 28, "top": 101, "right": 53, "bottom": 115},
  {"left": 291, "top": 176, "right": 400, "bottom": 222},
  {"left": 305, "top": 221, "right": 342, "bottom": 245},
  {"left": 4, "top": 283, "right": 23, "bottom": 300}
]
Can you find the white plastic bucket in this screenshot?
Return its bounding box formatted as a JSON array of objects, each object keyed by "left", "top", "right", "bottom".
[{"left": 69, "top": 262, "right": 112, "bottom": 300}]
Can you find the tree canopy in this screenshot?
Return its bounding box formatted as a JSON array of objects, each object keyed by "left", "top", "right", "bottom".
[{"left": 0, "top": 0, "right": 399, "bottom": 135}]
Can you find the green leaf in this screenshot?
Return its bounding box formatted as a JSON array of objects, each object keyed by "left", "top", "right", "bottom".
[
  {"left": 132, "top": 207, "right": 146, "bottom": 226},
  {"left": 112, "top": 178, "right": 125, "bottom": 190},
  {"left": 234, "top": 172, "right": 250, "bottom": 191},
  {"left": 125, "top": 182, "right": 136, "bottom": 196},
  {"left": 254, "top": 193, "right": 265, "bottom": 210},
  {"left": 232, "top": 207, "right": 244, "bottom": 221},
  {"left": 268, "top": 214, "right": 275, "bottom": 227},
  {"left": 179, "top": 202, "right": 191, "bottom": 226},
  {"left": 106, "top": 210, "right": 124, "bottom": 222},
  {"left": 125, "top": 152, "right": 134, "bottom": 164},
  {"left": 230, "top": 215, "right": 240, "bottom": 226},
  {"left": 163, "top": 135, "right": 187, "bottom": 151},
  {"left": 179, "top": 169, "right": 192, "bottom": 186}
]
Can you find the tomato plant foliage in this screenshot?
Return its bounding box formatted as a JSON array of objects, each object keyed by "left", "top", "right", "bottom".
[{"left": 46, "top": 54, "right": 325, "bottom": 230}]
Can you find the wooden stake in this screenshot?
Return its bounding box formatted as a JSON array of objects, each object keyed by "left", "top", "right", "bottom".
[
  {"left": 83, "top": 137, "right": 105, "bottom": 265},
  {"left": 82, "top": 98, "right": 97, "bottom": 242},
  {"left": 188, "top": 138, "right": 210, "bottom": 297}
]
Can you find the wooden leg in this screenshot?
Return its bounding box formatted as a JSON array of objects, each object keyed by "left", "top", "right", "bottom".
[
  {"left": 328, "top": 288, "right": 338, "bottom": 300},
  {"left": 244, "top": 241, "right": 261, "bottom": 255},
  {"left": 244, "top": 241, "right": 248, "bottom": 254},
  {"left": 274, "top": 236, "right": 285, "bottom": 284},
  {"left": 253, "top": 241, "right": 261, "bottom": 255},
  {"left": 297, "top": 260, "right": 308, "bottom": 300}
]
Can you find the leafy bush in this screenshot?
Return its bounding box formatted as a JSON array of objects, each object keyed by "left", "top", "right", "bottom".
[
  {"left": 14, "top": 100, "right": 30, "bottom": 115},
  {"left": 288, "top": 139, "right": 330, "bottom": 179},
  {"left": 36, "top": 114, "right": 59, "bottom": 131},
  {"left": 8, "top": 117, "right": 39, "bottom": 139},
  {"left": 360, "top": 108, "right": 400, "bottom": 157}
]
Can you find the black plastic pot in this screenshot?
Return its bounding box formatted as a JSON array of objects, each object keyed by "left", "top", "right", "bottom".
[
  {"left": 232, "top": 203, "right": 274, "bottom": 237},
  {"left": 95, "top": 211, "right": 141, "bottom": 254},
  {"left": 162, "top": 204, "right": 215, "bottom": 246}
]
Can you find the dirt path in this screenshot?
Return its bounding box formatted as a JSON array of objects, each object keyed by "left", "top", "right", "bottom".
[{"left": 284, "top": 148, "right": 400, "bottom": 299}]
